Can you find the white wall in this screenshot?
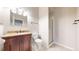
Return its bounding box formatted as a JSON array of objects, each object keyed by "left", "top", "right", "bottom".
[
  {"left": 25, "top": 7, "right": 39, "bottom": 33},
  {"left": 50, "top": 7, "right": 76, "bottom": 50},
  {"left": 39, "top": 7, "right": 49, "bottom": 48},
  {"left": 0, "top": 7, "right": 10, "bottom": 50},
  {"left": 0, "top": 7, "right": 10, "bottom": 34}
]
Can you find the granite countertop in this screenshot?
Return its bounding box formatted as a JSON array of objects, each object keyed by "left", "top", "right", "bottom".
[{"left": 2, "top": 32, "right": 32, "bottom": 38}]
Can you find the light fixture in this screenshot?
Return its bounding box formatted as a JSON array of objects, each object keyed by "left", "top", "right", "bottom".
[
  {"left": 10, "top": 8, "right": 27, "bottom": 16},
  {"left": 23, "top": 11, "right": 27, "bottom": 16},
  {"left": 18, "top": 8, "right": 23, "bottom": 15},
  {"left": 10, "top": 7, "right": 17, "bottom": 13}
]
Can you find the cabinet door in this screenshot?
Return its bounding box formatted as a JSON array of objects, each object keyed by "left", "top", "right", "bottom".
[
  {"left": 10, "top": 37, "right": 20, "bottom": 51},
  {"left": 4, "top": 39, "right": 11, "bottom": 51},
  {"left": 23, "top": 35, "right": 31, "bottom": 51},
  {"left": 19, "top": 36, "right": 24, "bottom": 51}
]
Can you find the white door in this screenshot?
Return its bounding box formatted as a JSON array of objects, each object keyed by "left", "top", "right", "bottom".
[
  {"left": 76, "top": 23, "right": 79, "bottom": 50},
  {"left": 75, "top": 8, "right": 79, "bottom": 50},
  {"left": 49, "top": 17, "right": 53, "bottom": 44}
]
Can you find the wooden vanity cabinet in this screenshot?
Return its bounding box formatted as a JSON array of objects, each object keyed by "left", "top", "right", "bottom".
[{"left": 2, "top": 34, "right": 32, "bottom": 51}]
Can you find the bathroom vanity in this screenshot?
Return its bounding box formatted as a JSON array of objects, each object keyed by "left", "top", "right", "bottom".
[
  {"left": 1, "top": 8, "right": 32, "bottom": 51},
  {"left": 2, "top": 32, "right": 32, "bottom": 51}
]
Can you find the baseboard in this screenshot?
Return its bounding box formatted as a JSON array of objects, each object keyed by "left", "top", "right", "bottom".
[
  {"left": 49, "top": 42, "right": 55, "bottom": 47},
  {"left": 54, "top": 42, "right": 74, "bottom": 51}
]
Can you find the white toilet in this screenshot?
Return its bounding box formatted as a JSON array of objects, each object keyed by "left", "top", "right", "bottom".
[
  {"left": 32, "top": 32, "right": 43, "bottom": 51},
  {"left": 35, "top": 38, "right": 43, "bottom": 50},
  {"left": 0, "top": 24, "right": 5, "bottom": 51}
]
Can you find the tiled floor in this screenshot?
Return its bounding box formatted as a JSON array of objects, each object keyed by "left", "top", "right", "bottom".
[
  {"left": 32, "top": 43, "right": 71, "bottom": 51},
  {"left": 47, "top": 44, "right": 71, "bottom": 51}
]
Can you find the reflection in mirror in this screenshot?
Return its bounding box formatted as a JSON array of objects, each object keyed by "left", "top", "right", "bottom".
[
  {"left": 14, "top": 19, "right": 23, "bottom": 26},
  {"left": 10, "top": 8, "right": 27, "bottom": 27}
]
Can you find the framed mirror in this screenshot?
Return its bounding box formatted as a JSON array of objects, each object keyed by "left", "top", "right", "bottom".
[{"left": 10, "top": 8, "right": 27, "bottom": 27}]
